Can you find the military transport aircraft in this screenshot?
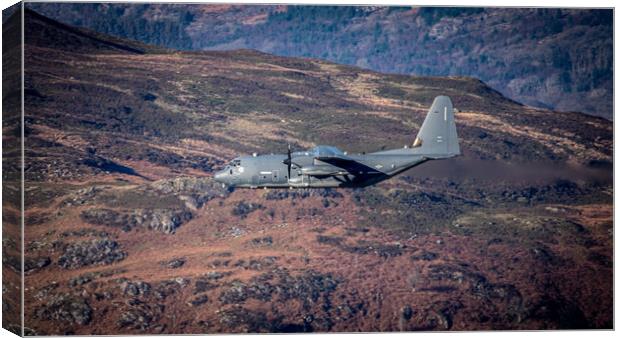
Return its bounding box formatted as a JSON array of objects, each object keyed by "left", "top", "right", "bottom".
[{"left": 214, "top": 95, "right": 460, "bottom": 188}]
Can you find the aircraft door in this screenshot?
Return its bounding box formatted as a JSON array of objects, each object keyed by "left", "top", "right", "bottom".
[
  {"left": 272, "top": 170, "right": 280, "bottom": 183},
  {"left": 259, "top": 171, "right": 272, "bottom": 184}
]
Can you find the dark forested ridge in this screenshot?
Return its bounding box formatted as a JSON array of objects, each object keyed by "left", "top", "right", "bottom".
[{"left": 26, "top": 4, "right": 613, "bottom": 119}]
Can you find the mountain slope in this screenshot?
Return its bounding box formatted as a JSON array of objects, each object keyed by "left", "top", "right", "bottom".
[
  {"left": 26, "top": 4, "right": 614, "bottom": 119},
  {"left": 9, "top": 9, "right": 613, "bottom": 335}
]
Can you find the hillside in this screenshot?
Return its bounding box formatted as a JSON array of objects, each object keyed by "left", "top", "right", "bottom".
[
  {"left": 3, "top": 9, "right": 613, "bottom": 335},
  {"left": 2, "top": 3, "right": 23, "bottom": 335},
  {"left": 26, "top": 4, "right": 614, "bottom": 119}
]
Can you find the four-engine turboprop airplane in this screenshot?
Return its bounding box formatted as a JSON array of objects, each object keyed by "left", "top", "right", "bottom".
[{"left": 214, "top": 95, "right": 460, "bottom": 188}]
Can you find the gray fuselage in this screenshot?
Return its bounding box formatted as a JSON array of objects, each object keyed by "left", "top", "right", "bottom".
[{"left": 214, "top": 149, "right": 428, "bottom": 188}]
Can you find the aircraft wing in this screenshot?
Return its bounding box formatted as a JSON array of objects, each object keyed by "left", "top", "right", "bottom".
[
  {"left": 314, "top": 155, "right": 354, "bottom": 164},
  {"left": 313, "top": 156, "right": 381, "bottom": 176}
]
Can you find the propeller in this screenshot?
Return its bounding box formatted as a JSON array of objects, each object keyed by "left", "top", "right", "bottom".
[
  {"left": 284, "top": 144, "right": 292, "bottom": 179},
  {"left": 282, "top": 144, "right": 299, "bottom": 179}
]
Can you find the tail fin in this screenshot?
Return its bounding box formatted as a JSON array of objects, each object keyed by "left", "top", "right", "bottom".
[{"left": 412, "top": 95, "right": 460, "bottom": 158}]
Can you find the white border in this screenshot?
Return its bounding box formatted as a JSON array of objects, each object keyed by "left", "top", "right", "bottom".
[{"left": 0, "top": 1, "right": 616, "bottom": 338}]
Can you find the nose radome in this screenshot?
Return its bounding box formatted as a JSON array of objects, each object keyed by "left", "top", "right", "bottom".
[{"left": 214, "top": 170, "right": 226, "bottom": 183}]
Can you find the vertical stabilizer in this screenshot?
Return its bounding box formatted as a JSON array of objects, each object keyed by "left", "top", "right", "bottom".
[{"left": 413, "top": 96, "right": 460, "bottom": 158}]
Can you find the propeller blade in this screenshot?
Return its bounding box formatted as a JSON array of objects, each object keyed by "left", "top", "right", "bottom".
[{"left": 287, "top": 144, "right": 292, "bottom": 179}]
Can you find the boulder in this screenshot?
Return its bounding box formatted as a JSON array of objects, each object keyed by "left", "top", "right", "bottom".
[
  {"left": 164, "top": 258, "right": 185, "bottom": 269},
  {"left": 188, "top": 295, "right": 209, "bottom": 307},
  {"left": 121, "top": 281, "right": 151, "bottom": 297}
]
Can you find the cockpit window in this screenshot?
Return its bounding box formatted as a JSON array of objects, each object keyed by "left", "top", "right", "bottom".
[
  {"left": 310, "top": 145, "right": 345, "bottom": 157},
  {"left": 228, "top": 159, "right": 241, "bottom": 167}
]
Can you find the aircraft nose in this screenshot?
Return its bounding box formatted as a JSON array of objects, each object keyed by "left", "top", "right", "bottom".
[{"left": 214, "top": 170, "right": 227, "bottom": 183}]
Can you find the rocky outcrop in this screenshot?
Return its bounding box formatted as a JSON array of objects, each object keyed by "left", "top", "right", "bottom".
[
  {"left": 194, "top": 272, "right": 230, "bottom": 294},
  {"left": 249, "top": 236, "right": 273, "bottom": 247},
  {"left": 153, "top": 277, "right": 191, "bottom": 301},
  {"left": 69, "top": 269, "right": 124, "bottom": 287},
  {"left": 24, "top": 256, "right": 52, "bottom": 274},
  {"left": 120, "top": 281, "right": 151, "bottom": 297},
  {"left": 217, "top": 306, "right": 274, "bottom": 333},
  {"left": 117, "top": 301, "right": 162, "bottom": 331},
  {"left": 57, "top": 239, "right": 126, "bottom": 269},
  {"left": 74, "top": 178, "right": 225, "bottom": 234},
  {"left": 80, "top": 208, "right": 192, "bottom": 234},
  {"left": 219, "top": 268, "right": 340, "bottom": 306},
  {"left": 162, "top": 258, "right": 185, "bottom": 269},
  {"left": 264, "top": 189, "right": 343, "bottom": 200},
  {"left": 316, "top": 235, "right": 405, "bottom": 258},
  {"left": 231, "top": 202, "right": 264, "bottom": 219},
  {"left": 149, "top": 176, "right": 230, "bottom": 210},
  {"left": 423, "top": 263, "right": 524, "bottom": 325},
  {"left": 3, "top": 254, "right": 22, "bottom": 273},
  {"left": 35, "top": 294, "right": 93, "bottom": 325}
]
